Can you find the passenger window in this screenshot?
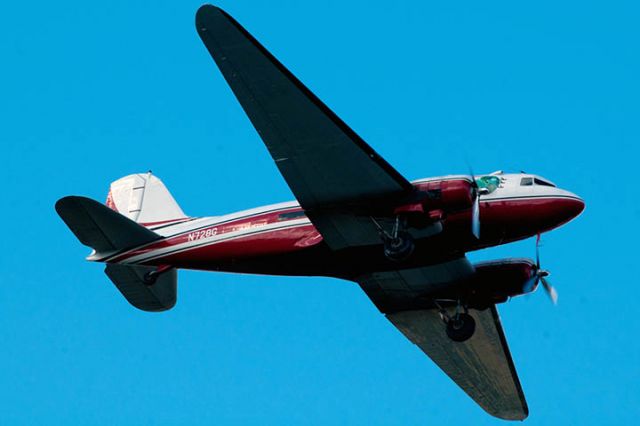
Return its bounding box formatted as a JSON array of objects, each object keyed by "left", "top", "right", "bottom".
[
  {"left": 520, "top": 177, "right": 533, "bottom": 186},
  {"left": 278, "top": 211, "right": 306, "bottom": 221},
  {"left": 475, "top": 176, "right": 500, "bottom": 194}
]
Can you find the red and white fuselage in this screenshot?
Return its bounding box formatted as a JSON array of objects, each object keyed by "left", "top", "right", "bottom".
[{"left": 92, "top": 172, "right": 584, "bottom": 279}]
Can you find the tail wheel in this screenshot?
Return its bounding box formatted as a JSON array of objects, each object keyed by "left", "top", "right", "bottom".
[
  {"left": 143, "top": 272, "right": 158, "bottom": 286},
  {"left": 446, "top": 313, "right": 476, "bottom": 342}
]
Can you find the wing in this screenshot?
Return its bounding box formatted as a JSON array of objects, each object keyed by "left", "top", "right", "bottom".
[
  {"left": 196, "top": 6, "right": 414, "bottom": 249},
  {"left": 387, "top": 306, "right": 528, "bottom": 420},
  {"left": 356, "top": 259, "right": 528, "bottom": 420},
  {"left": 357, "top": 257, "right": 476, "bottom": 313}
]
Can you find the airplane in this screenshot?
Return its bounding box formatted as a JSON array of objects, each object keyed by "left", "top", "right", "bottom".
[{"left": 55, "top": 5, "right": 584, "bottom": 420}]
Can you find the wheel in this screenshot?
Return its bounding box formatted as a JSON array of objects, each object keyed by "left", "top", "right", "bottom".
[
  {"left": 383, "top": 231, "right": 415, "bottom": 262},
  {"left": 143, "top": 271, "right": 158, "bottom": 286},
  {"left": 446, "top": 313, "right": 476, "bottom": 342}
]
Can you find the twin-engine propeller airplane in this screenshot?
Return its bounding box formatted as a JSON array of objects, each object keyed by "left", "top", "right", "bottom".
[{"left": 56, "top": 5, "right": 584, "bottom": 420}]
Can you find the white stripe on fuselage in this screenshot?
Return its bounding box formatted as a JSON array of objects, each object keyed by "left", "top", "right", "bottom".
[
  {"left": 120, "top": 217, "right": 312, "bottom": 265},
  {"left": 148, "top": 200, "right": 300, "bottom": 237}
]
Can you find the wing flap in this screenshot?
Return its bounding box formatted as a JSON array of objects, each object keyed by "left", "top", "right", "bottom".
[{"left": 387, "top": 306, "right": 528, "bottom": 420}]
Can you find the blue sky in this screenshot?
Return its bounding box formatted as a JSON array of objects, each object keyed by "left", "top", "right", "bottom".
[{"left": 1, "top": 0, "right": 639, "bottom": 424}]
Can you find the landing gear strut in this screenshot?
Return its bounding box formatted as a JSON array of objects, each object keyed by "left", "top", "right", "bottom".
[
  {"left": 435, "top": 300, "right": 476, "bottom": 342},
  {"left": 373, "top": 216, "right": 415, "bottom": 262}
]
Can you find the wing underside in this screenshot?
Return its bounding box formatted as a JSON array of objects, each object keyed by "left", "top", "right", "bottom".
[
  {"left": 196, "top": 5, "right": 414, "bottom": 249},
  {"left": 387, "top": 306, "right": 528, "bottom": 420},
  {"left": 196, "top": 6, "right": 411, "bottom": 209},
  {"left": 356, "top": 259, "right": 528, "bottom": 420}
]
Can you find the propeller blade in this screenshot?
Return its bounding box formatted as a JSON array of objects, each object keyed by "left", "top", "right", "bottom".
[
  {"left": 540, "top": 276, "right": 558, "bottom": 305},
  {"left": 468, "top": 168, "right": 481, "bottom": 239},
  {"left": 535, "top": 233, "right": 541, "bottom": 269},
  {"left": 471, "top": 195, "right": 480, "bottom": 239}
]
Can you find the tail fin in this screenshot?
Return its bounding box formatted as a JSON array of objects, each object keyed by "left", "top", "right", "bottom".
[
  {"left": 106, "top": 172, "right": 187, "bottom": 225},
  {"left": 55, "top": 196, "right": 177, "bottom": 312}
]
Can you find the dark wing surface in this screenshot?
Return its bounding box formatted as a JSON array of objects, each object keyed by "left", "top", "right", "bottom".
[
  {"left": 196, "top": 6, "right": 414, "bottom": 248},
  {"left": 356, "top": 260, "right": 528, "bottom": 420},
  {"left": 388, "top": 306, "right": 528, "bottom": 420}
]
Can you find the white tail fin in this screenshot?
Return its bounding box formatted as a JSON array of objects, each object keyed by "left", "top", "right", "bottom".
[{"left": 106, "top": 172, "right": 187, "bottom": 224}]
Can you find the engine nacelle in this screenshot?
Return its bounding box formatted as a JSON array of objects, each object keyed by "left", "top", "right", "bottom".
[
  {"left": 418, "top": 178, "right": 474, "bottom": 213},
  {"left": 467, "top": 259, "right": 537, "bottom": 308}
]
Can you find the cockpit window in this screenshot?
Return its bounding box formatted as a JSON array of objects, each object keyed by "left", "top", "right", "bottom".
[
  {"left": 475, "top": 176, "right": 500, "bottom": 194},
  {"left": 534, "top": 178, "right": 555, "bottom": 187},
  {"left": 520, "top": 177, "right": 533, "bottom": 186}
]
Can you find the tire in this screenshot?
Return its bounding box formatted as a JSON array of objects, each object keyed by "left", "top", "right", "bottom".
[
  {"left": 383, "top": 231, "right": 415, "bottom": 262},
  {"left": 143, "top": 271, "right": 158, "bottom": 286},
  {"left": 446, "top": 313, "right": 476, "bottom": 342}
]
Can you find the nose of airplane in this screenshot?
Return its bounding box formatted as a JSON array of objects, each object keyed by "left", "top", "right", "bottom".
[
  {"left": 551, "top": 192, "right": 585, "bottom": 227},
  {"left": 566, "top": 194, "right": 585, "bottom": 219}
]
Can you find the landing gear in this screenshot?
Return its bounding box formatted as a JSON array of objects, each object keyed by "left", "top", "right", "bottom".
[
  {"left": 373, "top": 216, "right": 415, "bottom": 262},
  {"left": 446, "top": 313, "right": 476, "bottom": 342},
  {"left": 143, "top": 271, "right": 158, "bottom": 286},
  {"left": 435, "top": 300, "right": 476, "bottom": 342},
  {"left": 383, "top": 231, "right": 414, "bottom": 262},
  {"left": 142, "top": 265, "right": 173, "bottom": 287}
]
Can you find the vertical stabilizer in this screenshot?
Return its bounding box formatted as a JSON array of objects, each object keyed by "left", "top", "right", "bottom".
[{"left": 106, "top": 172, "right": 187, "bottom": 224}]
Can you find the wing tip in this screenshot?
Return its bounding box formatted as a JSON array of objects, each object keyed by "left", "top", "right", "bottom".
[
  {"left": 195, "top": 4, "right": 230, "bottom": 29},
  {"left": 484, "top": 403, "right": 529, "bottom": 421},
  {"left": 55, "top": 195, "right": 87, "bottom": 220}
]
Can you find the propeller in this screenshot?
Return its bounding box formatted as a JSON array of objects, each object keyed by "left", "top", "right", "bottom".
[
  {"left": 468, "top": 169, "right": 481, "bottom": 239},
  {"left": 523, "top": 234, "right": 558, "bottom": 304}
]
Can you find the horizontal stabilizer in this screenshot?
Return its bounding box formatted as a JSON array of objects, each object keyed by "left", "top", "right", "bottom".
[
  {"left": 105, "top": 264, "right": 177, "bottom": 312},
  {"left": 55, "top": 196, "right": 161, "bottom": 255}
]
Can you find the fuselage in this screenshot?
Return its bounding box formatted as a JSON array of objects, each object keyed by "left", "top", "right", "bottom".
[{"left": 94, "top": 172, "right": 584, "bottom": 279}]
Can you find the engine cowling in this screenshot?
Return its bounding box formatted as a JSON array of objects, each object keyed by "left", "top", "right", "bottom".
[
  {"left": 466, "top": 259, "right": 538, "bottom": 308},
  {"left": 418, "top": 178, "right": 474, "bottom": 213}
]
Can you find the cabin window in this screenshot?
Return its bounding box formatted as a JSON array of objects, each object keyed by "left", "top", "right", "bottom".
[
  {"left": 475, "top": 176, "right": 500, "bottom": 193},
  {"left": 520, "top": 177, "right": 533, "bottom": 186},
  {"left": 278, "top": 211, "right": 306, "bottom": 221}
]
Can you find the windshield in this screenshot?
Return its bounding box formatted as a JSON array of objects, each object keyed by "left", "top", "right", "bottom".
[
  {"left": 475, "top": 176, "right": 500, "bottom": 194},
  {"left": 534, "top": 178, "right": 555, "bottom": 187}
]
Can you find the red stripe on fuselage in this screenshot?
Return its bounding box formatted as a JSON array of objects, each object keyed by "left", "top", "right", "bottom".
[{"left": 107, "top": 206, "right": 312, "bottom": 263}]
